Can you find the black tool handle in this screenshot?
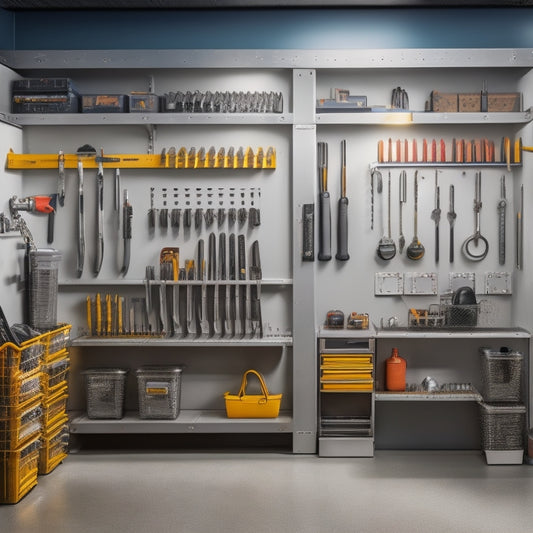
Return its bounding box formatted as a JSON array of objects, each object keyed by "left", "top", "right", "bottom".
[
  {"left": 318, "top": 192, "right": 332, "bottom": 261},
  {"left": 238, "top": 234, "right": 246, "bottom": 280},
  {"left": 47, "top": 211, "right": 55, "bottom": 244},
  {"left": 449, "top": 226, "right": 454, "bottom": 263},
  {"left": 336, "top": 197, "right": 349, "bottom": 261},
  {"left": 435, "top": 225, "right": 439, "bottom": 263},
  {"left": 302, "top": 203, "right": 314, "bottom": 261}
]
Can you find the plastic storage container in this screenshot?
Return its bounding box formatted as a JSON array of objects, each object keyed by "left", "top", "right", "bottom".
[
  {"left": 480, "top": 347, "right": 523, "bottom": 402},
  {"left": 0, "top": 400, "right": 42, "bottom": 449},
  {"left": 0, "top": 436, "right": 40, "bottom": 504},
  {"left": 29, "top": 248, "right": 61, "bottom": 330},
  {"left": 136, "top": 366, "right": 183, "bottom": 420},
  {"left": 38, "top": 414, "right": 68, "bottom": 475},
  {"left": 82, "top": 368, "right": 128, "bottom": 419},
  {"left": 479, "top": 402, "right": 525, "bottom": 464},
  {"left": 385, "top": 348, "right": 406, "bottom": 391}
]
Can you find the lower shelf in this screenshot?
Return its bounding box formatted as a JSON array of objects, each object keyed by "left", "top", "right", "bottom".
[
  {"left": 69, "top": 410, "right": 293, "bottom": 434},
  {"left": 375, "top": 389, "right": 482, "bottom": 402}
]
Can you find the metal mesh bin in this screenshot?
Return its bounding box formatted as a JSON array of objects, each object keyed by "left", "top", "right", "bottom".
[
  {"left": 136, "top": 366, "right": 183, "bottom": 420},
  {"left": 479, "top": 402, "right": 526, "bottom": 450},
  {"left": 82, "top": 369, "right": 128, "bottom": 419},
  {"left": 480, "top": 347, "right": 523, "bottom": 402},
  {"left": 29, "top": 249, "right": 61, "bottom": 330}
]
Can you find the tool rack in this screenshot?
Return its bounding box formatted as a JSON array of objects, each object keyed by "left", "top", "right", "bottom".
[{"left": 0, "top": 48, "right": 532, "bottom": 453}]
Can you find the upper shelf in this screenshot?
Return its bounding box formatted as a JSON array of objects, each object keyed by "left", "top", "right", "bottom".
[
  {"left": 316, "top": 110, "right": 532, "bottom": 125},
  {"left": 5, "top": 112, "right": 294, "bottom": 127},
  {"left": 2, "top": 48, "right": 533, "bottom": 70}
]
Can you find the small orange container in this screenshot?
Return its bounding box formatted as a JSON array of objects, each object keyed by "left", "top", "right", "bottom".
[{"left": 386, "top": 348, "right": 406, "bottom": 391}]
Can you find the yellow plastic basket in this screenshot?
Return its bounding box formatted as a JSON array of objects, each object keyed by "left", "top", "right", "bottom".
[
  {"left": 42, "top": 386, "right": 68, "bottom": 427},
  {"left": 0, "top": 399, "right": 43, "bottom": 450},
  {"left": 41, "top": 351, "right": 69, "bottom": 396},
  {"left": 224, "top": 370, "right": 282, "bottom": 419},
  {"left": 0, "top": 373, "right": 42, "bottom": 418},
  {"left": 39, "top": 414, "right": 68, "bottom": 475},
  {"left": 0, "top": 436, "right": 40, "bottom": 504}
]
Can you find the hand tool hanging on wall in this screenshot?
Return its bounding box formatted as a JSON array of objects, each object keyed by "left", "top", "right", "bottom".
[
  {"left": 370, "top": 169, "right": 382, "bottom": 231},
  {"left": 46, "top": 193, "right": 58, "bottom": 244},
  {"left": 239, "top": 234, "right": 252, "bottom": 336},
  {"left": 462, "top": 172, "right": 489, "bottom": 262},
  {"left": 406, "top": 171, "right": 425, "bottom": 261},
  {"left": 336, "top": 139, "right": 349, "bottom": 261},
  {"left": 517, "top": 184, "right": 524, "bottom": 270},
  {"left": 498, "top": 175, "right": 507, "bottom": 265},
  {"left": 197, "top": 239, "right": 209, "bottom": 338},
  {"left": 317, "top": 141, "right": 332, "bottom": 261},
  {"left": 186, "top": 259, "right": 196, "bottom": 336},
  {"left": 447, "top": 185, "right": 456, "bottom": 263},
  {"left": 225, "top": 234, "right": 234, "bottom": 336},
  {"left": 302, "top": 203, "right": 314, "bottom": 261},
  {"left": 228, "top": 234, "right": 237, "bottom": 337},
  {"left": 233, "top": 234, "right": 243, "bottom": 337},
  {"left": 114, "top": 169, "right": 121, "bottom": 213},
  {"left": 121, "top": 189, "right": 133, "bottom": 275},
  {"left": 398, "top": 170, "right": 406, "bottom": 254},
  {"left": 431, "top": 171, "right": 441, "bottom": 263},
  {"left": 148, "top": 187, "right": 157, "bottom": 231},
  {"left": 94, "top": 151, "right": 105, "bottom": 276},
  {"left": 57, "top": 150, "right": 65, "bottom": 207},
  {"left": 173, "top": 268, "right": 184, "bottom": 337},
  {"left": 214, "top": 233, "right": 225, "bottom": 336},
  {"left": 376, "top": 172, "right": 396, "bottom": 261},
  {"left": 207, "top": 232, "right": 217, "bottom": 337},
  {"left": 250, "top": 240, "right": 263, "bottom": 338}
]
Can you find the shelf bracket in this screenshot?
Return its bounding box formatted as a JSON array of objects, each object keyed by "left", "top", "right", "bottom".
[{"left": 145, "top": 124, "right": 156, "bottom": 155}]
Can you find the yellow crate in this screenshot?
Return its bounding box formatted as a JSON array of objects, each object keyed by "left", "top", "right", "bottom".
[
  {"left": 41, "top": 352, "right": 69, "bottom": 396},
  {"left": 39, "top": 415, "right": 68, "bottom": 475},
  {"left": 42, "top": 386, "right": 68, "bottom": 427},
  {"left": 41, "top": 324, "right": 71, "bottom": 362},
  {"left": 0, "top": 373, "right": 42, "bottom": 418},
  {"left": 0, "top": 339, "right": 43, "bottom": 381},
  {"left": 0, "top": 399, "right": 42, "bottom": 450},
  {"left": 0, "top": 436, "right": 40, "bottom": 504}
]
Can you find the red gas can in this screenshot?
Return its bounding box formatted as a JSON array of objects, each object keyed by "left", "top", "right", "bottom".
[{"left": 386, "top": 347, "right": 406, "bottom": 391}]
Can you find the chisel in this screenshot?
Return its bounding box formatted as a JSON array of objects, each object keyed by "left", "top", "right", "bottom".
[
  {"left": 94, "top": 153, "right": 105, "bottom": 276},
  {"left": 336, "top": 139, "right": 349, "bottom": 261},
  {"left": 317, "top": 141, "right": 332, "bottom": 261},
  {"left": 77, "top": 159, "right": 85, "bottom": 278},
  {"left": 121, "top": 189, "right": 132, "bottom": 275}
]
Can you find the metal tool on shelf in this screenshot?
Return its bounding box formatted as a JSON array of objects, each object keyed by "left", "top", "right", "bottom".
[
  {"left": 498, "top": 175, "right": 507, "bottom": 265},
  {"left": 376, "top": 171, "right": 396, "bottom": 261},
  {"left": 430, "top": 170, "right": 441, "bottom": 263},
  {"left": 121, "top": 189, "right": 132, "bottom": 275},
  {"left": 406, "top": 171, "right": 425, "bottom": 261},
  {"left": 336, "top": 139, "right": 349, "bottom": 261},
  {"left": 447, "top": 184, "right": 456, "bottom": 263},
  {"left": 317, "top": 141, "right": 332, "bottom": 261},
  {"left": 398, "top": 170, "right": 406, "bottom": 254}
]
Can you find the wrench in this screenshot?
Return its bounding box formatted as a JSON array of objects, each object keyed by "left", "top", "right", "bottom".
[
  {"left": 430, "top": 171, "right": 441, "bottom": 263},
  {"left": 398, "top": 170, "right": 406, "bottom": 253},
  {"left": 498, "top": 175, "right": 506, "bottom": 265}
]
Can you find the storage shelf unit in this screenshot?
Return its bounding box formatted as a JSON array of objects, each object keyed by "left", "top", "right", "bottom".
[
  {"left": 1, "top": 47, "right": 532, "bottom": 453},
  {"left": 70, "top": 410, "right": 293, "bottom": 434}
]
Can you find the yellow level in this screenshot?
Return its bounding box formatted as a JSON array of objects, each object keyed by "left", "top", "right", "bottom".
[{"left": 5, "top": 146, "right": 276, "bottom": 170}]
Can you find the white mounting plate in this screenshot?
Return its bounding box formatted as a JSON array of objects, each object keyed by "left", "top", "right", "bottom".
[
  {"left": 403, "top": 272, "right": 438, "bottom": 295},
  {"left": 374, "top": 272, "right": 403, "bottom": 296},
  {"left": 484, "top": 272, "right": 512, "bottom": 295},
  {"left": 449, "top": 272, "right": 476, "bottom": 293}
]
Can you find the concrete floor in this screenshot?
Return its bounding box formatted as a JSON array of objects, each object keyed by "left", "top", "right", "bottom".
[{"left": 2, "top": 450, "right": 533, "bottom": 533}]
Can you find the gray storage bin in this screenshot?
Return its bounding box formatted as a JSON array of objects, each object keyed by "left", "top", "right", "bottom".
[
  {"left": 479, "top": 347, "right": 523, "bottom": 402},
  {"left": 82, "top": 368, "right": 128, "bottom": 419},
  {"left": 479, "top": 402, "right": 526, "bottom": 451},
  {"left": 136, "top": 366, "right": 182, "bottom": 420}
]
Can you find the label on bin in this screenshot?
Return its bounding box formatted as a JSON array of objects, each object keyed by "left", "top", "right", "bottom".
[{"left": 145, "top": 381, "right": 169, "bottom": 396}]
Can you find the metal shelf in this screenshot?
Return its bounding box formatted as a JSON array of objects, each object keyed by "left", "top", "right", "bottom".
[
  {"left": 70, "top": 410, "right": 293, "bottom": 434},
  {"left": 376, "top": 390, "right": 482, "bottom": 402},
  {"left": 71, "top": 336, "right": 293, "bottom": 347},
  {"left": 376, "top": 327, "right": 531, "bottom": 339},
  {"left": 6, "top": 112, "right": 294, "bottom": 126},
  {"left": 316, "top": 111, "right": 532, "bottom": 125}
]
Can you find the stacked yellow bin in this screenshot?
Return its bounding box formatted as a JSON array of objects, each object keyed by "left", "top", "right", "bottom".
[
  {"left": 0, "top": 335, "right": 44, "bottom": 504},
  {"left": 38, "top": 325, "right": 71, "bottom": 475}
]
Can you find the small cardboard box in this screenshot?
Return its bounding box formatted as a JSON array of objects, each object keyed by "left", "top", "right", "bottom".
[{"left": 430, "top": 91, "right": 458, "bottom": 112}]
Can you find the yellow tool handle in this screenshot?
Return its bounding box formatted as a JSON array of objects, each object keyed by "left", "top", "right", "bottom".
[
  {"left": 86, "top": 296, "right": 92, "bottom": 335},
  {"left": 117, "top": 295, "right": 123, "bottom": 334},
  {"left": 96, "top": 293, "right": 102, "bottom": 336},
  {"left": 106, "top": 294, "right": 112, "bottom": 335}
]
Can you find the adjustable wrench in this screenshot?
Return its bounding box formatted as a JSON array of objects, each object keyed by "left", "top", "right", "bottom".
[{"left": 498, "top": 175, "right": 507, "bottom": 265}]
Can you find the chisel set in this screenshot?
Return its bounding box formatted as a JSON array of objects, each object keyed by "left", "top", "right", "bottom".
[
  {"left": 376, "top": 136, "right": 522, "bottom": 167},
  {"left": 148, "top": 186, "right": 261, "bottom": 231},
  {"left": 86, "top": 235, "right": 263, "bottom": 339}
]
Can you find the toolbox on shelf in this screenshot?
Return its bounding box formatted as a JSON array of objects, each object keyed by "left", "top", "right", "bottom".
[
  {"left": 136, "top": 366, "right": 183, "bottom": 420},
  {"left": 0, "top": 436, "right": 40, "bottom": 504},
  {"left": 82, "top": 368, "right": 128, "bottom": 419},
  {"left": 480, "top": 347, "right": 523, "bottom": 403},
  {"left": 81, "top": 94, "right": 127, "bottom": 113}
]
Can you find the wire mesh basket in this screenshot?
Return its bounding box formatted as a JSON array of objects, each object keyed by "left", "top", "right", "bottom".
[
  {"left": 82, "top": 368, "right": 128, "bottom": 419},
  {"left": 29, "top": 249, "right": 61, "bottom": 330},
  {"left": 136, "top": 366, "right": 183, "bottom": 420},
  {"left": 479, "top": 402, "right": 525, "bottom": 450},
  {"left": 480, "top": 348, "right": 523, "bottom": 402}
]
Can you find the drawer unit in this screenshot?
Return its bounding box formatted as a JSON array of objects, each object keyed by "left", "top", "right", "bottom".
[{"left": 318, "top": 330, "right": 375, "bottom": 457}]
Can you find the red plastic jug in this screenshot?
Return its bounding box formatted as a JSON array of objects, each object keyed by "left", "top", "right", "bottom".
[{"left": 386, "top": 347, "right": 406, "bottom": 391}]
